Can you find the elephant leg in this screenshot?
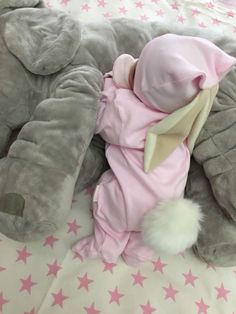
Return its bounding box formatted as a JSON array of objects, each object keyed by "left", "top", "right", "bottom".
[{"left": 185, "top": 158, "right": 236, "bottom": 267}]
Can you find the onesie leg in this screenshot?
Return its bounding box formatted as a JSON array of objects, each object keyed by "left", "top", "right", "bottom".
[
  {"left": 74, "top": 169, "right": 130, "bottom": 262},
  {"left": 122, "top": 232, "right": 154, "bottom": 266},
  {"left": 73, "top": 222, "right": 130, "bottom": 263}
]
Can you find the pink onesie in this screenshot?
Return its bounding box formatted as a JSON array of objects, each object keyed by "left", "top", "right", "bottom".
[{"left": 73, "top": 34, "right": 236, "bottom": 265}]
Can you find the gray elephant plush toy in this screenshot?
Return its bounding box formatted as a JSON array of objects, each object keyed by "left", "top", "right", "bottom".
[{"left": 0, "top": 0, "right": 236, "bottom": 267}]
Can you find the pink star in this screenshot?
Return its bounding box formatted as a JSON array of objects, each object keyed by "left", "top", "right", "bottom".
[
  {"left": 78, "top": 273, "right": 93, "bottom": 291},
  {"left": 119, "top": 6, "right": 128, "bottom": 15},
  {"left": 45, "top": 0, "right": 52, "bottom": 8},
  {"left": 60, "top": 0, "right": 70, "bottom": 5},
  {"left": 132, "top": 271, "right": 146, "bottom": 287},
  {"left": 136, "top": 1, "right": 144, "bottom": 8},
  {"left": 109, "top": 287, "right": 124, "bottom": 305},
  {"left": 198, "top": 22, "right": 207, "bottom": 28},
  {"left": 227, "top": 10, "right": 235, "bottom": 18},
  {"left": 16, "top": 246, "right": 32, "bottom": 264},
  {"left": 20, "top": 275, "right": 37, "bottom": 294},
  {"left": 215, "top": 283, "right": 230, "bottom": 301},
  {"left": 84, "top": 303, "right": 100, "bottom": 314},
  {"left": 82, "top": 4, "right": 91, "bottom": 12},
  {"left": 140, "top": 15, "right": 149, "bottom": 21},
  {"left": 103, "top": 12, "right": 112, "bottom": 18},
  {"left": 0, "top": 292, "right": 9, "bottom": 312},
  {"left": 207, "top": 2, "right": 214, "bottom": 9},
  {"left": 43, "top": 235, "right": 59, "bottom": 248},
  {"left": 163, "top": 283, "right": 178, "bottom": 302},
  {"left": 195, "top": 298, "right": 210, "bottom": 314},
  {"left": 51, "top": 289, "right": 68, "bottom": 308},
  {"left": 156, "top": 9, "right": 164, "bottom": 17},
  {"left": 73, "top": 251, "right": 84, "bottom": 261},
  {"left": 152, "top": 257, "right": 167, "bottom": 273},
  {"left": 192, "top": 8, "right": 200, "bottom": 16},
  {"left": 177, "top": 15, "right": 185, "bottom": 24},
  {"left": 212, "top": 18, "right": 221, "bottom": 25},
  {"left": 24, "top": 308, "right": 35, "bottom": 314},
  {"left": 0, "top": 266, "right": 6, "bottom": 272},
  {"left": 103, "top": 261, "right": 116, "bottom": 273},
  {"left": 47, "top": 260, "right": 62, "bottom": 277},
  {"left": 67, "top": 219, "right": 80, "bottom": 235},
  {"left": 206, "top": 263, "right": 216, "bottom": 271},
  {"left": 171, "top": 2, "right": 179, "bottom": 10},
  {"left": 97, "top": 0, "right": 106, "bottom": 7},
  {"left": 140, "top": 301, "right": 156, "bottom": 314},
  {"left": 183, "top": 270, "right": 198, "bottom": 287}
]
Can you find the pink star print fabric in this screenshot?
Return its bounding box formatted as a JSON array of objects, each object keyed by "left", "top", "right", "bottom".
[
  {"left": 44, "top": 0, "right": 236, "bottom": 36},
  {"left": 1, "top": 1, "right": 236, "bottom": 313},
  {"left": 1, "top": 190, "right": 236, "bottom": 314}
]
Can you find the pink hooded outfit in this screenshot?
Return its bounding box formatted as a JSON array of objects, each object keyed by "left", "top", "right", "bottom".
[{"left": 74, "top": 34, "right": 236, "bottom": 265}]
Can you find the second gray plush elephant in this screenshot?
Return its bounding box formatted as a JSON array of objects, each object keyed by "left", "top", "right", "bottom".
[{"left": 0, "top": 0, "right": 236, "bottom": 267}]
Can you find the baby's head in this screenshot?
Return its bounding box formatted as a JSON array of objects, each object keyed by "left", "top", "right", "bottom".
[{"left": 128, "top": 34, "right": 235, "bottom": 113}]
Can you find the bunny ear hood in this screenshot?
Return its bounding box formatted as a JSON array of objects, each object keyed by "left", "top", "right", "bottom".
[
  {"left": 137, "top": 34, "right": 236, "bottom": 172},
  {"left": 110, "top": 35, "right": 236, "bottom": 172},
  {"left": 133, "top": 33, "right": 236, "bottom": 113}
]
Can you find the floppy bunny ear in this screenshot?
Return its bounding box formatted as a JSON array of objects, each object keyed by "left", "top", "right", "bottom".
[
  {"left": 3, "top": 8, "right": 81, "bottom": 75},
  {"left": 144, "top": 85, "right": 219, "bottom": 172}
]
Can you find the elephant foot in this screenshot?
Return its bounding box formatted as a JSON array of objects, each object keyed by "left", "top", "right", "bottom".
[
  {"left": 0, "top": 158, "right": 72, "bottom": 242},
  {"left": 0, "top": 193, "right": 25, "bottom": 217},
  {"left": 0, "top": 209, "right": 57, "bottom": 242},
  {"left": 193, "top": 242, "right": 236, "bottom": 267}
]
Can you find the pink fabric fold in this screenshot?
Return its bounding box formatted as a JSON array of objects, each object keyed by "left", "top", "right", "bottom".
[{"left": 133, "top": 34, "right": 236, "bottom": 113}]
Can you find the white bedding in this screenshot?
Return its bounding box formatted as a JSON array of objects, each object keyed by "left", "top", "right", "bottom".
[{"left": 1, "top": 1, "right": 236, "bottom": 314}]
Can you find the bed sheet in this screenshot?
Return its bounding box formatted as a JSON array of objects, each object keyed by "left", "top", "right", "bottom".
[
  {"left": 1, "top": 1, "right": 236, "bottom": 314},
  {"left": 45, "top": 0, "right": 236, "bottom": 37}
]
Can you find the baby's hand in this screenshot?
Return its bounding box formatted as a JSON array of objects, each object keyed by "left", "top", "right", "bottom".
[{"left": 112, "top": 54, "right": 137, "bottom": 89}]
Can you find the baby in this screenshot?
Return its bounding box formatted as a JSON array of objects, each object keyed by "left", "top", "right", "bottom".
[{"left": 74, "top": 34, "right": 235, "bottom": 265}]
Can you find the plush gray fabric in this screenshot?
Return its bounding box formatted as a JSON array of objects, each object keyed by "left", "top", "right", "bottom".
[
  {"left": 192, "top": 68, "right": 236, "bottom": 223},
  {"left": 0, "top": 0, "right": 236, "bottom": 266},
  {"left": 186, "top": 159, "right": 236, "bottom": 267}
]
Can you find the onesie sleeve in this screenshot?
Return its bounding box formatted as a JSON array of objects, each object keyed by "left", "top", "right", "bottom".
[{"left": 95, "top": 76, "right": 123, "bottom": 145}]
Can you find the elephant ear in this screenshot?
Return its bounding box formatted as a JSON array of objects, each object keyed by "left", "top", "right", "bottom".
[
  {"left": 3, "top": 8, "right": 81, "bottom": 75},
  {"left": 0, "top": 0, "right": 42, "bottom": 15}
]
